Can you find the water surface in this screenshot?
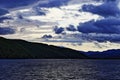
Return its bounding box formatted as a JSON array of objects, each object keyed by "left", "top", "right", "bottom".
[{"left": 0, "top": 59, "right": 120, "bottom": 80}]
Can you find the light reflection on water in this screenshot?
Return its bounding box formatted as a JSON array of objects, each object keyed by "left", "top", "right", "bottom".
[{"left": 0, "top": 59, "right": 120, "bottom": 80}]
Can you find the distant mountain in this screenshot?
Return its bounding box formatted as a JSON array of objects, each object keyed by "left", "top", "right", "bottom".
[
  {"left": 0, "top": 37, "right": 87, "bottom": 59},
  {"left": 83, "top": 49, "right": 120, "bottom": 59}
]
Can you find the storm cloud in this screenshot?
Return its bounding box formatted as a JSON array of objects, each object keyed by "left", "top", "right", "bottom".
[
  {"left": 77, "top": 0, "right": 120, "bottom": 42},
  {"left": 0, "top": 17, "right": 12, "bottom": 23},
  {"left": 0, "top": 0, "right": 39, "bottom": 9},
  {"left": 0, "top": 8, "right": 9, "bottom": 16},
  {"left": 66, "top": 25, "right": 77, "bottom": 32},
  {"left": 77, "top": 18, "right": 120, "bottom": 34},
  {"left": 81, "top": 33, "right": 120, "bottom": 42},
  {"left": 54, "top": 26, "right": 64, "bottom": 34},
  {"left": 81, "top": 1, "right": 120, "bottom": 17}
]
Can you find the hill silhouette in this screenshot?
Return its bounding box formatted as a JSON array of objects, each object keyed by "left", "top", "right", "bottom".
[{"left": 0, "top": 37, "right": 88, "bottom": 59}]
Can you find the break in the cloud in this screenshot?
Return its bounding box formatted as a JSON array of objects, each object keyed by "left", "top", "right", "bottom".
[
  {"left": 77, "top": 18, "right": 120, "bottom": 34},
  {"left": 81, "top": 1, "right": 120, "bottom": 17},
  {"left": 0, "top": 27, "right": 15, "bottom": 35}
]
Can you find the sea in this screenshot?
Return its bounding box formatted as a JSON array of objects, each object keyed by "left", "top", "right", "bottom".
[{"left": 0, "top": 59, "right": 120, "bottom": 80}]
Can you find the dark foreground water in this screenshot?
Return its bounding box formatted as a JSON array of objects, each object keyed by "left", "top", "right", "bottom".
[{"left": 0, "top": 59, "right": 120, "bottom": 80}]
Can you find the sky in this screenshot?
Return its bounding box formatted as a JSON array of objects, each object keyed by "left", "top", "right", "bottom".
[{"left": 0, "top": 0, "right": 120, "bottom": 52}]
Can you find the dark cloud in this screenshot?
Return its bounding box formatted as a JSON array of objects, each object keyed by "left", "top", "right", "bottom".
[
  {"left": 0, "top": 0, "right": 39, "bottom": 9},
  {"left": 81, "top": 1, "right": 120, "bottom": 17},
  {"left": 37, "top": 0, "right": 69, "bottom": 8},
  {"left": 33, "top": 7, "right": 46, "bottom": 15},
  {"left": 66, "top": 25, "right": 77, "bottom": 32},
  {"left": 81, "top": 34, "right": 120, "bottom": 42},
  {"left": 0, "top": 8, "right": 9, "bottom": 16},
  {"left": 94, "top": 0, "right": 116, "bottom": 2},
  {"left": 17, "top": 15, "right": 24, "bottom": 19},
  {"left": 0, "top": 0, "right": 70, "bottom": 9},
  {"left": 78, "top": 0, "right": 120, "bottom": 42},
  {"left": 70, "top": 33, "right": 120, "bottom": 42},
  {"left": 42, "top": 35, "right": 52, "bottom": 39},
  {"left": 54, "top": 26, "right": 64, "bottom": 34},
  {"left": 0, "top": 27, "right": 15, "bottom": 35},
  {"left": 91, "top": 34, "right": 120, "bottom": 42},
  {"left": 77, "top": 18, "right": 120, "bottom": 34},
  {"left": 0, "top": 17, "right": 12, "bottom": 23}
]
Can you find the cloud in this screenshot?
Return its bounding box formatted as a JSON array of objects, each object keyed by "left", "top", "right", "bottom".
[
  {"left": 91, "top": 34, "right": 120, "bottom": 42},
  {"left": 66, "top": 25, "right": 77, "bottom": 32},
  {"left": 37, "top": 0, "right": 69, "bottom": 8},
  {"left": 54, "top": 26, "right": 64, "bottom": 34},
  {"left": 0, "top": 0, "right": 69, "bottom": 9},
  {"left": 33, "top": 7, "right": 46, "bottom": 16},
  {"left": 0, "top": 0, "right": 39, "bottom": 9},
  {"left": 94, "top": 0, "right": 116, "bottom": 2},
  {"left": 0, "top": 27, "right": 15, "bottom": 35},
  {"left": 81, "top": 1, "right": 120, "bottom": 17},
  {"left": 77, "top": 0, "right": 120, "bottom": 42},
  {"left": 0, "top": 8, "right": 9, "bottom": 16},
  {"left": 80, "top": 33, "right": 120, "bottom": 42},
  {"left": 0, "top": 17, "right": 12, "bottom": 23},
  {"left": 77, "top": 18, "right": 120, "bottom": 34},
  {"left": 42, "top": 35, "right": 52, "bottom": 39}
]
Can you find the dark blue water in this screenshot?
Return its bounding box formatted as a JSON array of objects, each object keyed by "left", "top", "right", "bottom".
[{"left": 0, "top": 59, "right": 120, "bottom": 80}]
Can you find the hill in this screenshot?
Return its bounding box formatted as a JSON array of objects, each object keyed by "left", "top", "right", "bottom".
[{"left": 0, "top": 37, "right": 87, "bottom": 59}]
